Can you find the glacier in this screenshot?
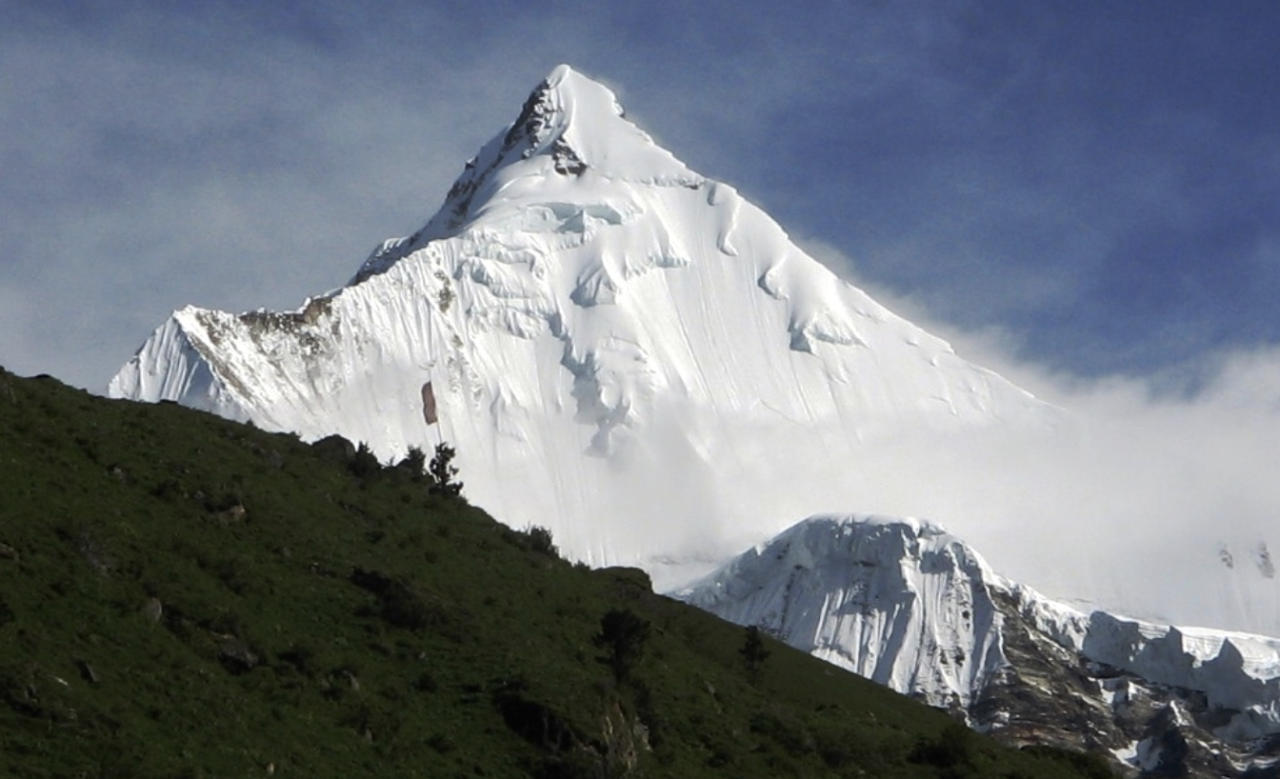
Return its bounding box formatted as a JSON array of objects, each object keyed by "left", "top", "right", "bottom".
[{"left": 110, "top": 64, "right": 1054, "bottom": 581}]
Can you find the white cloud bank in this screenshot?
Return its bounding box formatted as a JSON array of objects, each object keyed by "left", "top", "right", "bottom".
[{"left": 794, "top": 239, "right": 1280, "bottom": 634}]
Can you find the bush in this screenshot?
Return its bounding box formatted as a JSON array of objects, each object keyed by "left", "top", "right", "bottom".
[
  {"left": 910, "top": 721, "right": 976, "bottom": 772},
  {"left": 350, "top": 568, "right": 449, "bottom": 631},
  {"left": 350, "top": 442, "right": 382, "bottom": 479},
  {"left": 1021, "top": 745, "right": 1118, "bottom": 779},
  {"left": 740, "top": 625, "right": 770, "bottom": 675},
  {"left": 395, "top": 446, "right": 427, "bottom": 481},
  {"left": 500, "top": 525, "right": 558, "bottom": 557},
  {"left": 529, "top": 526, "right": 558, "bottom": 557},
  {"left": 593, "top": 608, "right": 649, "bottom": 683},
  {"left": 749, "top": 707, "right": 815, "bottom": 757}
]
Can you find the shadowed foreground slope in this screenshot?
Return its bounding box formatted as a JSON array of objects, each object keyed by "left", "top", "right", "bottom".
[{"left": 0, "top": 368, "right": 1109, "bottom": 778}]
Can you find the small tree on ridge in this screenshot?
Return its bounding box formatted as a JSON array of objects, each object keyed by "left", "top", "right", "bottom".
[{"left": 428, "top": 442, "right": 463, "bottom": 497}]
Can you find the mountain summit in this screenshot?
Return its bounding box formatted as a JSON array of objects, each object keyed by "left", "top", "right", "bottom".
[
  {"left": 109, "top": 65, "right": 1052, "bottom": 577},
  {"left": 355, "top": 65, "right": 702, "bottom": 284}
]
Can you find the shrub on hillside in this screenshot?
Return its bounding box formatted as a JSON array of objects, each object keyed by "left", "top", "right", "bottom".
[{"left": 593, "top": 608, "right": 649, "bottom": 683}]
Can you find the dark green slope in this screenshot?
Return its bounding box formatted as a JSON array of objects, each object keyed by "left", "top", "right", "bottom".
[{"left": 0, "top": 368, "right": 1111, "bottom": 778}]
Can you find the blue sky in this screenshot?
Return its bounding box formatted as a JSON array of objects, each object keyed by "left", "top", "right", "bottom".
[{"left": 2, "top": 1, "right": 1279, "bottom": 392}]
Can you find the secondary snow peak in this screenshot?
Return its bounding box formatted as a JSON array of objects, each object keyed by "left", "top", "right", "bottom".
[
  {"left": 681, "top": 514, "right": 1280, "bottom": 771},
  {"left": 680, "top": 515, "right": 1006, "bottom": 708}
]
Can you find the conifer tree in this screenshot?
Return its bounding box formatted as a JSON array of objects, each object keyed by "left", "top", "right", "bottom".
[
  {"left": 428, "top": 442, "right": 463, "bottom": 497},
  {"left": 593, "top": 608, "right": 650, "bottom": 683},
  {"left": 740, "top": 625, "right": 771, "bottom": 676}
]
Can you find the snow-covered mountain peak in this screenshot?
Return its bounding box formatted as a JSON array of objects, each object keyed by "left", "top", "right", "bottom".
[
  {"left": 682, "top": 514, "right": 1004, "bottom": 709},
  {"left": 506, "top": 64, "right": 699, "bottom": 185},
  {"left": 751, "top": 515, "right": 962, "bottom": 573},
  {"left": 354, "top": 66, "right": 702, "bottom": 284},
  {"left": 111, "top": 65, "right": 1052, "bottom": 579},
  {"left": 681, "top": 514, "right": 1280, "bottom": 772}
]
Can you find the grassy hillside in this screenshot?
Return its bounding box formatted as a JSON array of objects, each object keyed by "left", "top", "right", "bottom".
[{"left": 0, "top": 368, "right": 1112, "bottom": 778}]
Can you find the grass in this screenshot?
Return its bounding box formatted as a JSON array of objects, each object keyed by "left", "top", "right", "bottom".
[{"left": 0, "top": 367, "right": 1114, "bottom": 778}]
